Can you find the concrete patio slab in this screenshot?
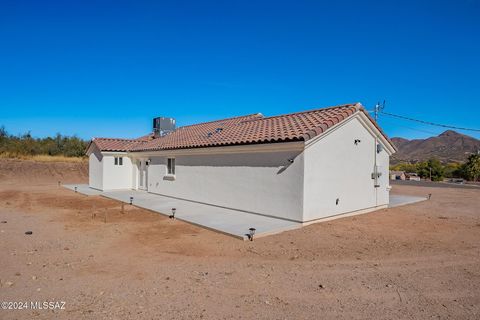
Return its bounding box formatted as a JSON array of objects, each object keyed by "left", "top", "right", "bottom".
[
  {"left": 389, "top": 194, "right": 427, "bottom": 208},
  {"left": 62, "top": 184, "right": 300, "bottom": 239},
  {"left": 63, "top": 185, "right": 427, "bottom": 239},
  {"left": 63, "top": 184, "right": 103, "bottom": 196},
  {"left": 101, "top": 189, "right": 301, "bottom": 240}
]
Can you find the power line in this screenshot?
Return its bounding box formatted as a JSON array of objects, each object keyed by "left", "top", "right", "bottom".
[
  {"left": 380, "top": 119, "right": 442, "bottom": 136},
  {"left": 380, "top": 111, "right": 480, "bottom": 132}
]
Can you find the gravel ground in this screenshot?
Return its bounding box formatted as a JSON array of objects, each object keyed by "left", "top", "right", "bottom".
[{"left": 0, "top": 159, "right": 479, "bottom": 319}]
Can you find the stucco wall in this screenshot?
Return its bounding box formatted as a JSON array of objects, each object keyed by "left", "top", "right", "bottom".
[
  {"left": 375, "top": 142, "right": 390, "bottom": 206},
  {"left": 88, "top": 147, "right": 103, "bottom": 190},
  {"left": 102, "top": 154, "right": 133, "bottom": 190},
  {"left": 146, "top": 149, "right": 305, "bottom": 221},
  {"left": 303, "top": 116, "right": 390, "bottom": 221}
]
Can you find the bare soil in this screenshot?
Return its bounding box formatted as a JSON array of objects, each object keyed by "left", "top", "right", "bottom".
[{"left": 0, "top": 159, "right": 479, "bottom": 319}]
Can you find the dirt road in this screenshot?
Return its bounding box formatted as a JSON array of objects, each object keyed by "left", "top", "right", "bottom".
[{"left": 0, "top": 159, "right": 479, "bottom": 319}]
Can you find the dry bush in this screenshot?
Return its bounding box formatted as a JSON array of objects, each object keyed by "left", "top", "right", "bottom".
[{"left": 0, "top": 152, "right": 86, "bottom": 163}]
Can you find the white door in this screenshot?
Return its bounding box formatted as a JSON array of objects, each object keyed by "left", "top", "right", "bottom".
[{"left": 138, "top": 160, "right": 148, "bottom": 190}]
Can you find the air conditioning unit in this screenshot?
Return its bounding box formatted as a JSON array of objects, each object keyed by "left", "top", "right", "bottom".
[{"left": 153, "top": 117, "right": 176, "bottom": 137}]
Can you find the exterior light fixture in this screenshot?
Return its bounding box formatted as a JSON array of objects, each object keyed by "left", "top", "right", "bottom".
[
  {"left": 170, "top": 208, "right": 176, "bottom": 219},
  {"left": 129, "top": 196, "right": 133, "bottom": 205},
  {"left": 376, "top": 143, "right": 384, "bottom": 153},
  {"left": 74, "top": 186, "right": 78, "bottom": 193},
  {"left": 249, "top": 227, "right": 256, "bottom": 241},
  {"left": 354, "top": 139, "right": 361, "bottom": 145}
]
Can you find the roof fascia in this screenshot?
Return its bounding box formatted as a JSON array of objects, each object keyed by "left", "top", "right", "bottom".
[
  {"left": 304, "top": 111, "right": 396, "bottom": 156},
  {"left": 101, "top": 151, "right": 129, "bottom": 156},
  {"left": 127, "top": 141, "right": 305, "bottom": 157},
  {"left": 85, "top": 141, "right": 97, "bottom": 156},
  {"left": 356, "top": 112, "right": 396, "bottom": 155}
]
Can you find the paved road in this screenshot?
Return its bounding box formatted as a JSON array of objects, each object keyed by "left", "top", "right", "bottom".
[{"left": 391, "top": 180, "right": 480, "bottom": 190}]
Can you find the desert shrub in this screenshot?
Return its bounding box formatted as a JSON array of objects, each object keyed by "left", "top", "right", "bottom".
[{"left": 0, "top": 126, "right": 88, "bottom": 158}]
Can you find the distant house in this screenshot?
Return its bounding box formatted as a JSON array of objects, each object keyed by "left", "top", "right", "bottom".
[
  {"left": 406, "top": 173, "right": 420, "bottom": 181},
  {"left": 390, "top": 170, "right": 406, "bottom": 180},
  {"left": 86, "top": 103, "right": 396, "bottom": 223}
]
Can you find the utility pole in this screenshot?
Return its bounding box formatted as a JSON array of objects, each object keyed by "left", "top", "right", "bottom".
[
  {"left": 374, "top": 102, "right": 380, "bottom": 122},
  {"left": 374, "top": 100, "right": 385, "bottom": 122}
]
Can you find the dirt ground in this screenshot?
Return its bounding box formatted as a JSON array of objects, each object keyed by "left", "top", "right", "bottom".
[{"left": 0, "top": 159, "right": 479, "bottom": 319}]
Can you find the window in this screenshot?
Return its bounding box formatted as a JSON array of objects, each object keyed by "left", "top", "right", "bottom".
[
  {"left": 167, "top": 158, "right": 175, "bottom": 175},
  {"left": 114, "top": 157, "right": 123, "bottom": 166}
]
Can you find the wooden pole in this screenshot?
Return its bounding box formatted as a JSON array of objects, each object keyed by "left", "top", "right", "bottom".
[{"left": 92, "top": 203, "right": 96, "bottom": 219}]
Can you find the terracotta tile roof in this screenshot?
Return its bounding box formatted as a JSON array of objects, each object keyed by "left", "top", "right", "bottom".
[
  {"left": 135, "top": 133, "right": 155, "bottom": 141},
  {"left": 134, "top": 103, "right": 372, "bottom": 151},
  {"left": 88, "top": 137, "right": 148, "bottom": 152},
  {"left": 133, "top": 113, "right": 265, "bottom": 151},
  {"left": 89, "top": 103, "right": 395, "bottom": 153}
]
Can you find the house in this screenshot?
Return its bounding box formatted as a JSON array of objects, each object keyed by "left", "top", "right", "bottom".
[
  {"left": 86, "top": 103, "right": 396, "bottom": 223},
  {"left": 390, "top": 170, "right": 406, "bottom": 180},
  {"left": 406, "top": 172, "right": 420, "bottom": 181}
]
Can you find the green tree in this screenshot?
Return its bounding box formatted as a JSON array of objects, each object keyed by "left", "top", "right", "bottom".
[
  {"left": 0, "top": 126, "right": 7, "bottom": 138},
  {"left": 444, "top": 162, "right": 462, "bottom": 178},
  {"left": 390, "top": 162, "right": 418, "bottom": 173},
  {"left": 417, "top": 158, "right": 445, "bottom": 181},
  {"left": 462, "top": 154, "right": 480, "bottom": 182}
]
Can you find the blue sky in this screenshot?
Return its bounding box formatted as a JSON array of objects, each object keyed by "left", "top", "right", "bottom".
[{"left": 1, "top": 0, "right": 479, "bottom": 140}]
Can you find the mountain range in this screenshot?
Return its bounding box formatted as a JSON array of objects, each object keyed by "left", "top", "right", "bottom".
[{"left": 391, "top": 130, "right": 480, "bottom": 164}]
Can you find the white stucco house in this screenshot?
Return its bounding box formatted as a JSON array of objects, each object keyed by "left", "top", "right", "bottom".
[{"left": 86, "top": 103, "right": 396, "bottom": 223}]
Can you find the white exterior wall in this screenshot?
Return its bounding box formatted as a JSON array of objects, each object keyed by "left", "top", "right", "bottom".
[
  {"left": 375, "top": 142, "right": 390, "bottom": 206},
  {"left": 146, "top": 149, "right": 305, "bottom": 221},
  {"left": 87, "top": 114, "right": 392, "bottom": 222},
  {"left": 101, "top": 154, "right": 134, "bottom": 190},
  {"left": 88, "top": 146, "right": 103, "bottom": 190},
  {"left": 303, "top": 116, "right": 391, "bottom": 222}
]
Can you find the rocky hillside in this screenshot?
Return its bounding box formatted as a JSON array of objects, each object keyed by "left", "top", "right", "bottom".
[{"left": 391, "top": 130, "right": 480, "bottom": 163}]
